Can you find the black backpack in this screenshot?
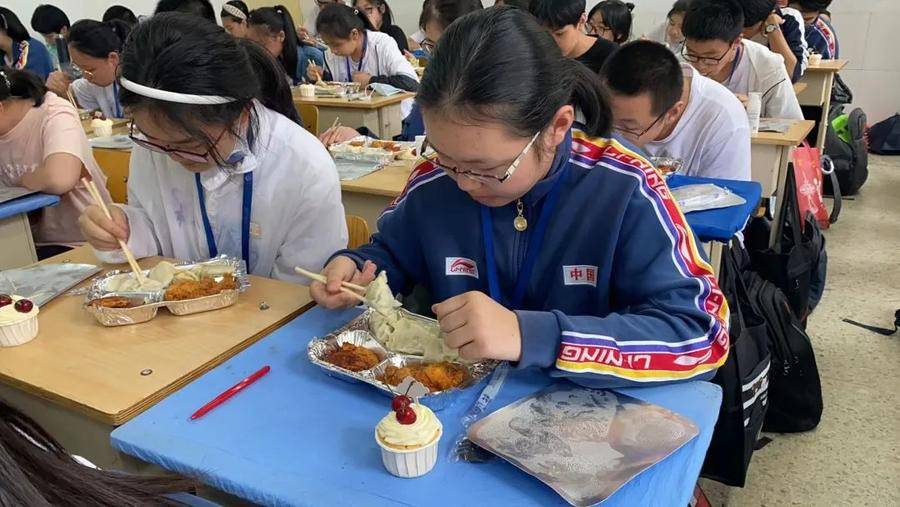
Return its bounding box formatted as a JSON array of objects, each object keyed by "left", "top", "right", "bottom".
[
  {"left": 868, "top": 114, "right": 900, "bottom": 155},
  {"left": 824, "top": 106, "right": 869, "bottom": 196},
  {"left": 745, "top": 271, "right": 823, "bottom": 433},
  {"left": 701, "top": 244, "right": 771, "bottom": 487}
]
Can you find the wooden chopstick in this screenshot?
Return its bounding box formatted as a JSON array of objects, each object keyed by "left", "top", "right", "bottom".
[
  {"left": 294, "top": 267, "right": 366, "bottom": 292},
  {"left": 65, "top": 85, "right": 77, "bottom": 107},
  {"left": 81, "top": 177, "right": 148, "bottom": 285}
]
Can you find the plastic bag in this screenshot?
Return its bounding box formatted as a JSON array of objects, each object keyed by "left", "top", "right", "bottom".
[{"left": 671, "top": 184, "right": 747, "bottom": 213}]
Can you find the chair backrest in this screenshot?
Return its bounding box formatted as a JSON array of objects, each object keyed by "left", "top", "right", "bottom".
[
  {"left": 91, "top": 148, "right": 131, "bottom": 203},
  {"left": 297, "top": 103, "right": 319, "bottom": 135},
  {"left": 345, "top": 215, "right": 370, "bottom": 249}
]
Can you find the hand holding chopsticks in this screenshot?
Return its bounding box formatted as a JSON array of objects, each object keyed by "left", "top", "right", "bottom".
[
  {"left": 294, "top": 266, "right": 391, "bottom": 318},
  {"left": 80, "top": 177, "right": 148, "bottom": 285}
]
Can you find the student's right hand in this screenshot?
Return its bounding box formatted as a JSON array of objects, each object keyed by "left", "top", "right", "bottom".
[
  {"left": 78, "top": 205, "right": 130, "bottom": 251},
  {"left": 298, "top": 26, "right": 312, "bottom": 42},
  {"left": 319, "top": 126, "right": 360, "bottom": 147},
  {"left": 309, "top": 257, "right": 377, "bottom": 309},
  {"left": 307, "top": 63, "right": 323, "bottom": 83},
  {"left": 46, "top": 71, "right": 72, "bottom": 99}
]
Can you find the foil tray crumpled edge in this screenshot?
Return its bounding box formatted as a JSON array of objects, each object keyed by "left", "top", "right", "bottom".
[{"left": 307, "top": 309, "right": 498, "bottom": 411}]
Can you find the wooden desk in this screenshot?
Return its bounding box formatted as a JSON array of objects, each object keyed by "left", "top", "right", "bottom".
[
  {"left": 750, "top": 119, "right": 815, "bottom": 247},
  {"left": 0, "top": 192, "right": 60, "bottom": 269},
  {"left": 797, "top": 59, "right": 849, "bottom": 150},
  {"left": 292, "top": 91, "right": 415, "bottom": 139},
  {"left": 340, "top": 160, "right": 414, "bottom": 231},
  {"left": 793, "top": 82, "right": 808, "bottom": 95},
  {"left": 0, "top": 246, "right": 312, "bottom": 468}
]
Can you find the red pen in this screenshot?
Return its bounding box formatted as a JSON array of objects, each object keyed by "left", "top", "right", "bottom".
[{"left": 190, "top": 365, "right": 271, "bottom": 421}]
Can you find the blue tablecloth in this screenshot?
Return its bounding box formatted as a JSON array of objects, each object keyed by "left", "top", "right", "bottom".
[
  {"left": 0, "top": 192, "right": 59, "bottom": 221},
  {"left": 111, "top": 307, "right": 721, "bottom": 507},
  {"left": 668, "top": 176, "right": 762, "bottom": 243}
]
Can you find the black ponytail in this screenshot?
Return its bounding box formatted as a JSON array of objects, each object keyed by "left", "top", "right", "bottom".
[
  {"left": 67, "top": 19, "right": 132, "bottom": 59},
  {"left": 248, "top": 6, "right": 300, "bottom": 84},
  {"left": 417, "top": 6, "right": 611, "bottom": 138},
  {"left": 315, "top": 4, "right": 375, "bottom": 40},
  {"left": 237, "top": 39, "right": 302, "bottom": 125},
  {"left": 0, "top": 67, "right": 48, "bottom": 107},
  {"left": 119, "top": 13, "right": 296, "bottom": 165}
]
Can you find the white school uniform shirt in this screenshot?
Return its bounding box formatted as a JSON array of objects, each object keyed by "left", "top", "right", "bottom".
[
  {"left": 724, "top": 39, "right": 803, "bottom": 120},
  {"left": 323, "top": 30, "right": 418, "bottom": 117},
  {"left": 94, "top": 102, "right": 349, "bottom": 283},
  {"left": 70, "top": 78, "right": 123, "bottom": 119},
  {"left": 646, "top": 65, "right": 751, "bottom": 181}
]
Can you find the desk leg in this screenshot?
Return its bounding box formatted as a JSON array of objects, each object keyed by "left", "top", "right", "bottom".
[
  {"left": 815, "top": 72, "right": 836, "bottom": 152},
  {"left": 341, "top": 191, "right": 394, "bottom": 233},
  {"left": 377, "top": 104, "right": 403, "bottom": 139},
  {"left": 768, "top": 145, "right": 793, "bottom": 248},
  {"left": 0, "top": 213, "right": 38, "bottom": 270}
]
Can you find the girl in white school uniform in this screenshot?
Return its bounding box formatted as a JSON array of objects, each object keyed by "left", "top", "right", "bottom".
[
  {"left": 308, "top": 4, "right": 418, "bottom": 115},
  {"left": 45, "top": 20, "right": 131, "bottom": 119},
  {"left": 78, "top": 13, "right": 348, "bottom": 283}
]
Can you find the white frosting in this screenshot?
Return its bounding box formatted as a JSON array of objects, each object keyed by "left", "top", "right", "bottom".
[
  {"left": 0, "top": 296, "right": 38, "bottom": 325},
  {"left": 376, "top": 403, "right": 442, "bottom": 448}
]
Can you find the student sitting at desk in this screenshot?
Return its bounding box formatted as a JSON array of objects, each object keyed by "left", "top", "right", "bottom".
[
  {"left": 646, "top": 0, "right": 690, "bottom": 53},
  {"left": 45, "top": 20, "right": 131, "bottom": 120},
  {"left": 308, "top": 5, "right": 419, "bottom": 93},
  {"left": 587, "top": 0, "right": 634, "bottom": 45},
  {"left": 311, "top": 8, "right": 729, "bottom": 388},
  {"left": 77, "top": 14, "right": 347, "bottom": 283},
  {"left": 740, "top": 0, "right": 807, "bottom": 83},
  {"left": 529, "top": 0, "right": 618, "bottom": 74},
  {"left": 789, "top": 0, "right": 838, "bottom": 59},
  {"left": 0, "top": 67, "right": 111, "bottom": 257},
  {"left": 29, "top": 4, "right": 70, "bottom": 70},
  {"left": 602, "top": 40, "right": 751, "bottom": 181},
  {"left": 247, "top": 6, "right": 325, "bottom": 86},
  {"left": 220, "top": 0, "right": 251, "bottom": 39},
  {"left": 353, "top": 0, "right": 408, "bottom": 53},
  {"left": 0, "top": 8, "right": 54, "bottom": 81},
  {"left": 682, "top": 0, "right": 803, "bottom": 120}
]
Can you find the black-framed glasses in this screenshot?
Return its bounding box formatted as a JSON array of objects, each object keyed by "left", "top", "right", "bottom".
[
  {"left": 422, "top": 131, "right": 541, "bottom": 185},
  {"left": 128, "top": 121, "right": 227, "bottom": 163},
  {"left": 613, "top": 109, "right": 667, "bottom": 139},
  {"left": 421, "top": 38, "right": 435, "bottom": 54},
  {"left": 587, "top": 23, "right": 612, "bottom": 36},
  {"left": 681, "top": 44, "right": 732, "bottom": 66}
]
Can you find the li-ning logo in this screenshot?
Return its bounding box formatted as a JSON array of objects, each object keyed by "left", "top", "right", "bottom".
[{"left": 445, "top": 257, "right": 478, "bottom": 278}]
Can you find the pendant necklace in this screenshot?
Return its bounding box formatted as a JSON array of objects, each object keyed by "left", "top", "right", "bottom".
[{"left": 513, "top": 199, "right": 528, "bottom": 232}]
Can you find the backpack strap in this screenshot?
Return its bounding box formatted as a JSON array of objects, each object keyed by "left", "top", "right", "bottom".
[
  {"left": 821, "top": 154, "right": 842, "bottom": 224},
  {"left": 843, "top": 309, "right": 900, "bottom": 336}
]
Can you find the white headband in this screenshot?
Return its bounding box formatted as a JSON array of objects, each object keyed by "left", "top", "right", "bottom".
[
  {"left": 119, "top": 77, "right": 237, "bottom": 105},
  {"left": 222, "top": 3, "right": 247, "bottom": 20}
]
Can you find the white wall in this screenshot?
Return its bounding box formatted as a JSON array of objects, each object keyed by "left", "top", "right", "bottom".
[{"left": 6, "top": 0, "right": 897, "bottom": 122}]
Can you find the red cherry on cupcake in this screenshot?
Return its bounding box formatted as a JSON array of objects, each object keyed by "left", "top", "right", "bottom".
[
  {"left": 0, "top": 294, "right": 12, "bottom": 308},
  {"left": 14, "top": 299, "right": 33, "bottom": 313},
  {"left": 396, "top": 406, "right": 417, "bottom": 425},
  {"left": 391, "top": 395, "right": 411, "bottom": 412}
]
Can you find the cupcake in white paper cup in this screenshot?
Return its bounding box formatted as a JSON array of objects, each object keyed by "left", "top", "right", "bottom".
[
  {"left": 0, "top": 295, "right": 39, "bottom": 347},
  {"left": 375, "top": 395, "right": 443, "bottom": 478}
]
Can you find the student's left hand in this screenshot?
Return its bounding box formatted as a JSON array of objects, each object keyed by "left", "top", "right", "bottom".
[
  {"left": 433, "top": 291, "right": 522, "bottom": 362},
  {"left": 352, "top": 72, "right": 372, "bottom": 87},
  {"left": 734, "top": 93, "right": 749, "bottom": 109}
]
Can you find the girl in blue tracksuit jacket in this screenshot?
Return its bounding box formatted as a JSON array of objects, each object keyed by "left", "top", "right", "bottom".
[{"left": 310, "top": 7, "right": 729, "bottom": 388}]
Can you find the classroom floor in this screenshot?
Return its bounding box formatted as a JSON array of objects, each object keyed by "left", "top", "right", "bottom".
[{"left": 700, "top": 154, "right": 900, "bottom": 505}]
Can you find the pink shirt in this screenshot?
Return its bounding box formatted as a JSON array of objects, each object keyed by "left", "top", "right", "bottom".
[{"left": 0, "top": 93, "right": 110, "bottom": 245}]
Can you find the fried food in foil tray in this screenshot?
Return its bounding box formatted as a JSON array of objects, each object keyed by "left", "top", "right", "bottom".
[{"left": 84, "top": 256, "right": 249, "bottom": 326}]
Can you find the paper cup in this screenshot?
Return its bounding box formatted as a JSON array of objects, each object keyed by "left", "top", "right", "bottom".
[
  {"left": 809, "top": 54, "right": 823, "bottom": 66},
  {"left": 375, "top": 427, "right": 442, "bottom": 478},
  {"left": 0, "top": 314, "right": 38, "bottom": 347},
  {"left": 299, "top": 84, "right": 315, "bottom": 98}
]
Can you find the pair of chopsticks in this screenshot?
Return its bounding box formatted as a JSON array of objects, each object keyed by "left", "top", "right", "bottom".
[
  {"left": 66, "top": 85, "right": 77, "bottom": 108},
  {"left": 81, "top": 177, "right": 148, "bottom": 285},
  {"left": 323, "top": 117, "right": 342, "bottom": 148},
  {"left": 308, "top": 59, "right": 322, "bottom": 84},
  {"left": 294, "top": 266, "right": 391, "bottom": 318}
]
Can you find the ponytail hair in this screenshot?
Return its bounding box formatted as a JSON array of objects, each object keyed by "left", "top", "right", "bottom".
[
  {"left": 0, "top": 67, "right": 48, "bottom": 106},
  {"left": 67, "top": 19, "right": 132, "bottom": 59},
  {"left": 315, "top": 4, "right": 375, "bottom": 40},
  {"left": 417, "top": 6, "right": 611, "bottom": 138},
  {"left": 248, "top": 6, "right": 300, "bottom": 84},
  {"left": 237, "top": 39, "right": 302, "bottom": 125},
  {"left": 119, "top": 13, "right": 296, "bottom": 165}
]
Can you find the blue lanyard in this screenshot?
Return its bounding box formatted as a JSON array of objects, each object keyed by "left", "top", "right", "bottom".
[
  {"left": 727, "top": 46, "right": 742, "bottom": 84},
  {"left": 195, "top": 171, "right": 253, "bottom": 267},
  {"left": 344, "top": 33, "right": 368, "bottom": 81},
  {"left": 112, "top": 81, "right": 122, "bottom": 119},
  {"left": 480, "top": 158, "right": 569, "bottom": 308}
]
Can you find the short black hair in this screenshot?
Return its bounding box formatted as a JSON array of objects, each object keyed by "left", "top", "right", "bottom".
[
  {"left": 154, "top": 0, "right": 216, "bottom": 23},
  {"left": 496, "top": 0, "right": 530, "bottom": 8},
  {"left": 790, "top": 0, "right": 831, "bottom": 12},
  {"left": 589, "top": 0, "right": 634, "bottom": 44},
  {"left": 529, "top": 0, "right": 586, "bottom": 30},
  {"left": 741, "top": 0, "right": 776, "bottom": 27},
  {"left": 601, "top": 40, "right": 683, "bottom": 116},
  {"left": 668, "top": 0, "right": 693, "bottom": 18},
  {"left": 68, "top": 19, "right": 132, "bottom": 59},
  {"left": 30, "top": 4, "right": 70, "bottom": 34},
  {"left": 0, "top": 7, "right": 31, "bottom": 44},
  {"left": 682, "top": 0, "right": 744, "bottom": 43},
  {"left": 0, "top": 67, "right": 47, "bottom": 106},
  {"left": 103, "top": 5, "right": 138, "bottom": 26},
  {"left": 423, "top": 0, "right": 484, "bottom": 31}
]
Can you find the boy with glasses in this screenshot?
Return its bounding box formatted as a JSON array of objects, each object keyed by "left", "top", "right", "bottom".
[
  {"left": 529, "top": 0, "right": 618, "bottom": 73},
  {"left": 602, "top": 41, "right": 751, "bottom": 181},
  {"left": 681, "top": 0, "right": 802, "bottom": 120}
]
